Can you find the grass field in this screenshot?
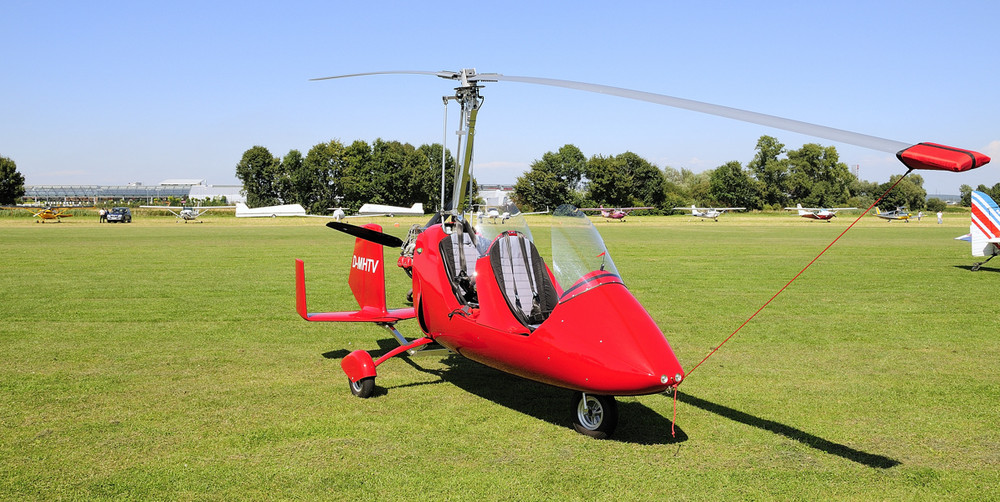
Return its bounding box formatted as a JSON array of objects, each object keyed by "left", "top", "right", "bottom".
[{"left": 1, "top": 210, "right": 997, "bottom": 500}]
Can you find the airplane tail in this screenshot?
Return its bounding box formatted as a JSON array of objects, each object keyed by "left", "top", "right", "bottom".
[
  {"left": 796, "top": 203, "right": 807, "bottom": 216},
  {"left": 296, "top": 223, "right": 414, "bottom": 322},
  {"left": 691, "top": 204, "right": 697, "bottom": 215},
  {"left": 234, "top": 202, "right": 249, "bottom": 217},
  {"left": 969, "top": 191, "right": 1000, "bottom": 257}
]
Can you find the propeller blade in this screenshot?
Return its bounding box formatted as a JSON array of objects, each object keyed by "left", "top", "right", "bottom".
[
  {"left": 491, "top": 74, "right": 910, "bottom": 154},
  {"left": 326, "top": 221, "right": 404, "bottom": 248}
]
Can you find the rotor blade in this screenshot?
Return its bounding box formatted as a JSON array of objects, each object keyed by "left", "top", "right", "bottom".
[
  {"left": 491, "top": 74, "right": 911, "bottom": 154},
  {"left": 326, "top": 221, "right": 404, "bottom": 248},
  {"left": 310, "top": 70, "right": 458, "bottom": 82}
]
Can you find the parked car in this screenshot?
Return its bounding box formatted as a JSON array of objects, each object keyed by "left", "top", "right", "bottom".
[{"left": 106, "top": 207, "right": 132, "bottom": 223}]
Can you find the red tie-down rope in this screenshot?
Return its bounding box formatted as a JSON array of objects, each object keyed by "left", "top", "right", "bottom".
[{"left": 669, "top": 169, "right": 914, "bottom": 437}]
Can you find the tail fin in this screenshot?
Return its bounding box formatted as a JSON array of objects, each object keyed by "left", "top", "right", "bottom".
[
  {"left": 970, "top": 191, "right": 1000, "bottom": 257},
  {"left": 295, "top": 223, "right": 414, "bottom": 322},
  {"left": 796, "top": 203, "right": 807, "bottom": 216}
]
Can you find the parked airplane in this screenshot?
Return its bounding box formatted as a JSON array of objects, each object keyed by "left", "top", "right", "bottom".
[
  {"left": 673, "top": 205, "right": 746, "bottom": 221},
  {"left": 955, "top": 191, "right": 1000, "bottom": 271},
  {"left": 873, "top": 206, "right": 911, "bottom": 222},
  {"left": 578, "top": 206, "right": 653, "bottom": 221},
  {"left": 356, "top": 202, "right": 424, "bottom": 217},
  {"left": 0, "top": 205, "right": 91, "bottom": 223},
  {"left": 140, "top": 205, "right": 236, "bottom": 222},
  {"left": 784, "top": 204, "right": 857, "bottom": 221}
]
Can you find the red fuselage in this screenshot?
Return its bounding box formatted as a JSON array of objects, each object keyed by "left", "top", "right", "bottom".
[
  {"left": 801, "top": 212, "right": 835, "bottom": 220},
  {"left": 411, "top": 224, "right": 684, "bottom": 395}
]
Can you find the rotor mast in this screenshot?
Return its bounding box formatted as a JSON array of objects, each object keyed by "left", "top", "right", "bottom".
[{"left": 442, "top": 69, "right": 492, "bottom": 214}]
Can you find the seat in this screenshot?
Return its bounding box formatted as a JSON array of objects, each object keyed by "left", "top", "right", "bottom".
[
  {"left": 488, "top": 231, "right": 558, "bottom": 329},
  {"left": 439, "top": 221, "right": 481, "bottom": 306}
]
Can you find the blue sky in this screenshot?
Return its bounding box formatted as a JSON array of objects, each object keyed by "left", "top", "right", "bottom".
[{"left": 3, "top": 1, "right": 998, "bottom": 194}]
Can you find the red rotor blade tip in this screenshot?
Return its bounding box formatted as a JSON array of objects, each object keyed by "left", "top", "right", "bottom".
[{"left": 896, "top": 143, "right": 991, "bottom": 172}]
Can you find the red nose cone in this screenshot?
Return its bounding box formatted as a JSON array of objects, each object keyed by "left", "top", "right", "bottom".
[{"left": 532, "top": 282, "right": 684, "bottom": 395}]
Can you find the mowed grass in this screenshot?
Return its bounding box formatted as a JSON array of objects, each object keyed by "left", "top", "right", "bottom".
[{"left": 1, "top": 211, "right": 997, "bottom": 500}]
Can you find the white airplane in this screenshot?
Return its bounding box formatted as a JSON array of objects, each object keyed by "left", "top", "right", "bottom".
[
  {"left": 955, "top": 190, "right": 1000, "bottom": 271},
  {"left": 140, "top": 205, "right": 236, "bottom": 222},
  {"left": 355, "top": 202, "right": 424, "bottom": 217},
  {"left": 235, "top": 202, "right": 345, "bottom": 218},
  {"left": 673, "top": 205, "right": 745, "bottom": 221},
  {"left": 784, "top": 204, "right": 856, "bottom": 221}
]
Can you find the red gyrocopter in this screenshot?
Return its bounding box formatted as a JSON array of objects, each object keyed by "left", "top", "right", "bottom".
[{"left": 294, "top": 69, "right": 990, "bottom": 439}]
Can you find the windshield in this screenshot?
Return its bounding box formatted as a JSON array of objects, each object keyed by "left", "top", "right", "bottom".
[
  {"left": 473, "top": 201, "right": 533, "bottom": 254},
  {"left": 473, "top": 202, "right": 621, "bottom": 301},
  {"left": 550, "top": 204, "right": 621, "bottom": 301}
]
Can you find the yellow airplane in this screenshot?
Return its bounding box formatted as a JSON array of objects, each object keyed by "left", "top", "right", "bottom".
[{"left": 1, "top": 205, "right": 93, "bottom": 223}]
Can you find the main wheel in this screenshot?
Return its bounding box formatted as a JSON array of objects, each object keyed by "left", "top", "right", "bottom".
[
  {"left": 571, "top": 392, "right": 618, "bottom": 439},
  {"left": 349, "top": 377, "right": 375, "bottom": 398}
]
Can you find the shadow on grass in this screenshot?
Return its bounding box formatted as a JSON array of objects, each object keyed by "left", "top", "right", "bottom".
[
  {"left": 953, "top": 264, "right": 1000, "bottom": 273},
  {"left": 324, "top": 338, "right": 686, "bottom": 445},
  {"left": 676, "top": 391, "right": 900, "bottom": 469}
]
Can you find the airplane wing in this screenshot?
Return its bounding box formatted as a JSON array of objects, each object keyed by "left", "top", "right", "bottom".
[
  {"left": 785, "top": 207, "right": 821, "bottom": 211},
  {"left": 519, "top": 209, "right": 550, "bottom": 216},
  {"left": 714, "top": 207, "right": 746, "bottom": 211}
]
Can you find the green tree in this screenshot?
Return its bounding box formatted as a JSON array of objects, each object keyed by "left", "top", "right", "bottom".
[
  {"left": 879, "top": 173, "right": 927, "bottom": 211},
  {"left": 584, "top": 151, "right": 665, "bottom": 209},
  {"left": 926, "top": 198, "right": 946, "bottom": 213},
  {"left": 0, "top": 155, "right": 26, "bottom": 204},
  {"left": 785, "top": 143, "right": 853, "bottom": 207},
  {"left": 513, "top": 145, "right": 588, "bottom": 210},
  {"left": 746, "top": 135, "right": 789, "bottom": 207},
  {"left": 512, "top": 168, "right": 565, "bottom": 212},
  {"left": 235, "top": 146, "right": 281, "bottom": 207},
  {"left": 416, "top": 143, "right": 457, "bottom": 212},
  {"left": 959, "top": 184, "right": 973, "bottom": 206},
  {"left": 709, "top": 161, "right": 763, "bottom": 209}
]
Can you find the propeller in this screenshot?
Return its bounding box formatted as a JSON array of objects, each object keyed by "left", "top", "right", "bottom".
[{"left": 326, "top": 221, "right": 404, "bottom": 248}]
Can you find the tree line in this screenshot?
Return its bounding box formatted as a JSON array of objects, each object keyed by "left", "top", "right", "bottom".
[
  {"left": 1, "top": 155, "right": 26, "bottom": 205},
  {"left": 236, "top": 139, "right": 472, "bottom": 214},
  {"left": 511, "top": 136, "right": 942, "bottom": 213}
]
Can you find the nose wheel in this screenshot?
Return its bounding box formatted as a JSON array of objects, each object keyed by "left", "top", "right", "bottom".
[
  {"left": 349, "top": 377, "right": 375, "bottom": 398},
  {"left": 571, "top": 392, "right": 618, "bottom": 439}
]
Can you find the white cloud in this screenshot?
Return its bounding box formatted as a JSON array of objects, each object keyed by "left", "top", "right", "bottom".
[{"left": 985, "top": 140, "right": 1000, "bottom": 159}]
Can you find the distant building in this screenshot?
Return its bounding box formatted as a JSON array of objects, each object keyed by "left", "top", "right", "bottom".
[
  {"left": 479, "top": 184, "right": 515, "bottom": 207},
  {"left": 24, "top": 180, "right": 245, "bottom": 204}
]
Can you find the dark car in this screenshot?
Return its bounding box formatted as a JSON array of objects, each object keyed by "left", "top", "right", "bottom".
[{"left": 106, "top": 207, "right": 132, "bottom": 223}]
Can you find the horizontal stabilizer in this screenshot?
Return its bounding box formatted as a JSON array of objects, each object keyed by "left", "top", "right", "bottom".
[
  {"left": 295, "top": 259, "right": 415, "bottom": 322},
  {"left": 896, "top": 143, "right": 991, "bottom": 172}
]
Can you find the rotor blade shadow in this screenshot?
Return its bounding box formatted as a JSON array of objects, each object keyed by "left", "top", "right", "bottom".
[{"left": 676, "top": 391, "right": 900, "bottom": 469}]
